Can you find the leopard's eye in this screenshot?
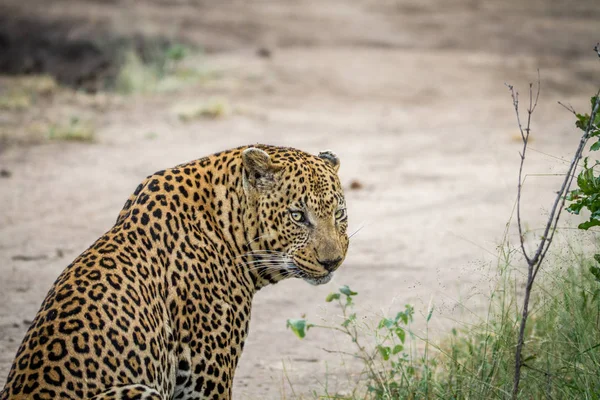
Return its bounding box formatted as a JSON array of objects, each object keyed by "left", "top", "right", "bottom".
[
  {"left": 290, "top": 211, "right": 306, "bottom": 223},
  {"left": 335, "top": 208, "right": 346, "bottom": 220}
]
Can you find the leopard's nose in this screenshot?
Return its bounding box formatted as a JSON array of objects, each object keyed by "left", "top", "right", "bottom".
[{"left": 318, "top": 257, "right": 343, "bottom": 272}]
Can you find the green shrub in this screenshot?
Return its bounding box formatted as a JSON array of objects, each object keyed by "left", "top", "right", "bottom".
[{"left": 566, "top": 95, "right": 600, "bottom": 230}]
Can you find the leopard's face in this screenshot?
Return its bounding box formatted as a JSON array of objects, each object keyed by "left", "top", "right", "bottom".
[{"left": 242, "top": 147, "right": 349, "bottom": 285}]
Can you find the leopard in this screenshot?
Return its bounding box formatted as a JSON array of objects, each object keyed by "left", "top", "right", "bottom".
[{"left": 0, "top": 144, "right": 349, "bottom": 400}]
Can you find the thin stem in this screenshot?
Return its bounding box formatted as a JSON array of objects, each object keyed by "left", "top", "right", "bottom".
[
  {"left": 281, "top": 361, "right": 298, "bottom": 399},
  {"left": 512, "top": 265, "right": 534, "bottom": 399},
  {"left": 506, "top": 82, "right": 533, "bottom": 265}
]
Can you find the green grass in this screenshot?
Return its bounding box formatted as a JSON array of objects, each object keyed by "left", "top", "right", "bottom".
[
  {"left": 288, "top": 236, "right": 600, "bottom": 399},
  {"left": 0, "top": 75, "right": 58, "bottom": 111},
  {"left": 47, "top": 117, "right": 95, "bottom": 142},
  {"left": 177, "top": 98, "right": 230, "bottom": 121},
  {"left": 114, "top": 44, "right": 221, "bottom": 95}
]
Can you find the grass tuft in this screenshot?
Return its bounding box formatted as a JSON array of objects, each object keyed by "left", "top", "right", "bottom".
[
  {"left": 114, "top": 44, "right": 220, "bottom": 95},
  {"left": 47, "top": 117, "right": 95, "bottom": 142},
  {"left": 0, "top": 75, "right": 58, "bottom": 111},
  {"left": 177, "top": 98, "right": 230, "bottom": 122}
]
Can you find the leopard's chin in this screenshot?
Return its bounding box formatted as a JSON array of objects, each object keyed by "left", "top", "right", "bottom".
[{"left": 303, "top": 273, "right": 333, "bottom": 286}]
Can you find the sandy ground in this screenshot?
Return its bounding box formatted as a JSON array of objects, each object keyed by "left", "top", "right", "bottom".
[{"left": 1, "top": 1, "right": 599, "bottom": 398}]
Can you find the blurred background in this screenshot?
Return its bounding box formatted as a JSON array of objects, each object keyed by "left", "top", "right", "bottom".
[{"left": 0, "top": 0, "right": 599, "bottom": 398}]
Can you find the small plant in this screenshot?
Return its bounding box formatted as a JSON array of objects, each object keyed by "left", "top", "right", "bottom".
[
  {"left": 48, "top": 117, "right": 95, "bottom": 142},
  {"left": 163, "top": 44, "right": 188, "bottom": 73},
  {"left": 566, "top": 95, "right": 600, "bottom": 230},
  {"left": 114, "top": 50, "right": 159, "bottom": 94},
  {"left": 287, "top": 286, "right": 435, "bottom": 398},
  {"left": 114, "top": 43, "right": 215, "bottom": 94},
  {"left": 145, "top": 131, "right": 158, "bottom": 140},
  {"left": 0, "top": 75, "right": 57, "bottom": 110},
  {"left": 177, "top": 99, "right": 230, "bottom": 121}
]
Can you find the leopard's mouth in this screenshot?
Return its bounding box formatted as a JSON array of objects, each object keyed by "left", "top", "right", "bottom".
[{"left": 288, "top": 257, "right": 333, "bottom": 286}]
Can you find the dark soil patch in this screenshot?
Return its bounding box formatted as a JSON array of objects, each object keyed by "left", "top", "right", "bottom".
[
  {"left": 0, "top": 7, "right": 114, "bottom": 91},
  {"left": 0, "top": 6, "right": 176, "bottom": 92}
]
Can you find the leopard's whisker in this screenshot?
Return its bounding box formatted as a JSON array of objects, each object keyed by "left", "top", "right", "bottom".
[
  {"left": 239, "top": 260, "right": 287, "bottom": 269},
  {"left": 234, "top": 251, "right": 286, "bottom": 260},
  {"left": 348, "top": 223, "right": 366, "bottom": 240},
  {"left": 243, "top": 249, "right": 285, "bottom": 253},
  {"left": 240, "top": 259, "right": 286, "bottom": 266},
  {"left": 244, "top": 234, "right": 273, "bottom": 247},
  {"left": 244, "top": 264, "right": 289, "bottom": 272},
  {"left": 234, "top": 250, "right": 286, "bottom": 260},
  {"left": 243, "top": 260, "right": 296, "bottom": 272},
  {"left": 244, "top": 266, "right": 284, "bottom": 272}
]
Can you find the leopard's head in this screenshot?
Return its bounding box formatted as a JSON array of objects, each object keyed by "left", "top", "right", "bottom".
[{"left": 242, "top": 146, "right": 348, "bottom": 285}]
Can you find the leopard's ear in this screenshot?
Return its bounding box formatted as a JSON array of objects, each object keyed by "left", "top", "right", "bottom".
[
  {"left": 242, "top": 148, "right": 281, "bottom": 189},
  {"left": 318, "top": 150, "right": 340, "bottom": 172}
]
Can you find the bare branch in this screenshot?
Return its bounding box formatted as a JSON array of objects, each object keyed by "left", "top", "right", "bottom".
[
  {"left": 506, "top": 82, "right": 533, "bottom": 265},
  {"left": 531, "top": 70, "right": 541, "bottom": 114},
  {"left": 557, "top": 101, "right": 577, "bottom": 116},
  {"left": 506, "top": 83, "right": 525, "bottom": 141},
  {"left": 320, "top": 347, "right": 359, "bottom": 358}
]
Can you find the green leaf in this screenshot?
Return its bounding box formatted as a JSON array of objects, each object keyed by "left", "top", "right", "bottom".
[
  {"left": 395, "top": 311, "right": 408, "bottom": 325},
  {"left": 395, "top": 327, "right": 406, "bottom": 343},
  {"left": 342, "top": 313, "right": 356, "bottom": 328},
  {"left": 405, "top": 305, "right": 415, "bottom": 320},
  {"left": 286, "top": 319, "right": 308, "bottom": 339},
  {"left": 567, "top": 201, "right": 584, "bottom": 215},
  {"left": 345, "top": 295, "right": 354, "bottom": 306},
  {"left": 392, "top": 344, "right": 404, "bottom": 355},
  {"left": 426, "top": 305, "right": 435, "bottom": 322},
  {"left": 594, "top": 254, "right": 600, "bottom": 264},
  {"left": 166, "top": 44, "right": 188, "bottom": 61},
  {"left": 566, "top": 189, "right": 581, "bottom": 201},
  {"left": 378, "top": 318, "right": 396, "bottom": 330},
  {"left": 377, "top": 345, "right": 391, "bottom": 361},
  {"left": 578, "top": 219, "right": 600, "bottom": 230},
  {"left": 339, "top": 285, "right": 358, "bottom": 297},
  {"left": 576, "top": 113, "right": 590, "bottom": 131},
  {"left": 590, "top": 266, "right": 600, "bottom": 283},
  {"left": 577, "top": 168, "right": 596, "bottom": 195},
  {"left": 325, "top": 293, "right": 341, "bottom": 302},
  {"left": 591, "top": 141, "right": 600, "bottom": 151}
]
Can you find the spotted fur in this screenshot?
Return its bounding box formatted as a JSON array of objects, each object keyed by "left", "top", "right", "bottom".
[{"left": 1, "top": 145, "right": 348, "bottom": 399}]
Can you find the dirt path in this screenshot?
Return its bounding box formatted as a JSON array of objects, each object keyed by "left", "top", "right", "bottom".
[{"left": 1, "top": 1, "right": 599, "bottom": 398}]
